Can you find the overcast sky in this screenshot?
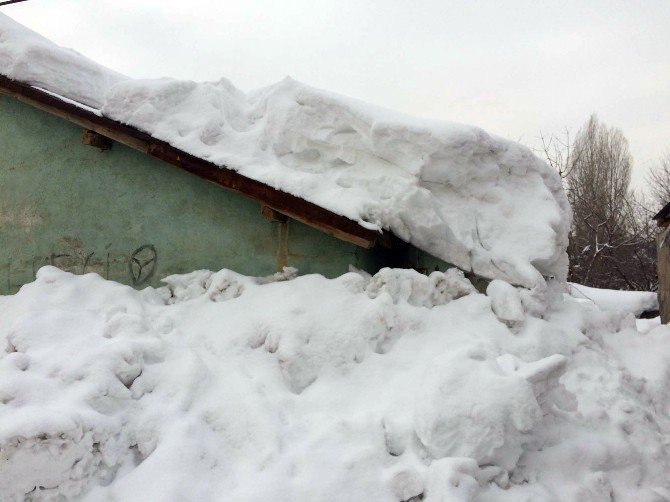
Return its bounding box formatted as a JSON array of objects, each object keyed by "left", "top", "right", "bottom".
[{"left": 5, "top": 0, "right": 670, "bottom": 186}]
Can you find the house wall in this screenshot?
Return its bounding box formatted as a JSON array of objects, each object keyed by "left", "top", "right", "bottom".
[{"left": 1, "top": 93, "right": 411, "bottom": 293}]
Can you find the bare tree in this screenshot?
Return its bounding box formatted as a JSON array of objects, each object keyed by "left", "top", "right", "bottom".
[
  {"left": 647, "top": 151, "right": 670, "bottom": 212},
  {"left": 539, "top": 114, "right": 657, "bottom": 291},
  {"left": 623, "top": 195, "right": 658, "bottom": 291},
  {"left": 539, "top": 129, "right": 577, "bottom": 184},
  {"left": 566, "top": 115, "right": 633, "bottom": 286}
]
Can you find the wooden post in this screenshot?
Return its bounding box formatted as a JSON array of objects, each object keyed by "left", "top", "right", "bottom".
[
  {"left": 657, "top": 228, "right": 670, "bottom": 323},
  {"left": 261, "top": 206, "right": 289, "bottom": 271}
]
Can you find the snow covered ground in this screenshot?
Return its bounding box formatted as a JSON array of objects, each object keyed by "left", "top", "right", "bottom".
[
  {"left": 568, "top": 283, "right": 659, "bottom": 317},
  {"left": 0, "top": 13, "right": 570, "bottom": 288},
  {"left": 1, "top": 266, "right": 669, "bottom": 501}
]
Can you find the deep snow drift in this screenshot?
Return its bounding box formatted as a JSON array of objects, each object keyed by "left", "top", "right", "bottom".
[
  {"left": 0, "top": 13, "right": 570, "bottom": 287},
  {"left": 1, "top": 266, "right": 669, "bottom": 501}
]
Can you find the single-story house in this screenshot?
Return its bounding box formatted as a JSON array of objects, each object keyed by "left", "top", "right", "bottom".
[{"left": 0, "top": 14, "right": 570, "bottom": 294}]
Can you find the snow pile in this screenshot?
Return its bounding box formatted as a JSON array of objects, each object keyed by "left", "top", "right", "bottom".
[
  {"left": 569, "top": 282, "right": 659, "bottom": 317},
  {"left": 0, "top": 13, "right": 570, "bottom": 287},
  {"left": 1, "top": 266, "right": 669, "bottom": 501}
]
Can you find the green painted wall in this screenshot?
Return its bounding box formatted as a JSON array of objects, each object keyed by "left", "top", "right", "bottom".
[{"left": 0, "top": 93, "right": 456, "bottom": 294}]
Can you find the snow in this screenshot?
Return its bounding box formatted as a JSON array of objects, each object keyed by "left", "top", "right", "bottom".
[
  {"left": 1, "top": 266, "right": 669, "bottom": 501},
  {"left": 0, "top": 14, "right": 126, "bottom": 108},
  {"left": 486, "top": 279, "right": 525, "bottom": 324},
  {"left": 568, "top": 282, "right": 659, "bottom": 317},
  {"left": 0, "top": 13, "right": 571, "bottom": 288},
  {"left": 2, "top": 13, "right": 668, "bottom": 501}
]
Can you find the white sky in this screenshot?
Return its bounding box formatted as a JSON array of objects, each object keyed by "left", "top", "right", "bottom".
[{"left": 5, "top": 0, "right": 670, "bottom": 186}]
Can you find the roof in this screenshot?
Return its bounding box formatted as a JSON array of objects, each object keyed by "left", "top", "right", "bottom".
[{"left": 0, "top": 13, "right": 572, "bottom": 288}]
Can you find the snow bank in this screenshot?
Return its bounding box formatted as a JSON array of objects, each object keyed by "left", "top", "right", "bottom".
[
  {"left": 0, "top": 14, "right": 570, "bottom": 287},
  {"left": 1, "top": 267, "right": 669, "bottom": 501},
  {"left": 568, "top": 282, "right": 659, "bottom": 317}
]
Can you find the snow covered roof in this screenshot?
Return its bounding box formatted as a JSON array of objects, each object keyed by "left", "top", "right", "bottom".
[{"left": 0, "top": 14, "right": 571, "bottom": 287}]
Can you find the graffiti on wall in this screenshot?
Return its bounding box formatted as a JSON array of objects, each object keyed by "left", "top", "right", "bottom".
[
  {"left": 4, "top": 243, "right": 158, "bottom": 293},
  {"left": 128, "top": 245, "right": 158, "bottom": 285}
]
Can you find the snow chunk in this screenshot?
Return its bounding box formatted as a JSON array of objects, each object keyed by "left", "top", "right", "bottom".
[
  {"left": 414, "top": 347, "right": 564, "bottom": 470},
  {"left": 487, "top": 279, "right": 525, "bottom": 324},
  {"left": 366, "top": 267, "right": 476, "bottom": 307},
  {"left": 424, "top": 458, "right": 481, "bottom": 502}
]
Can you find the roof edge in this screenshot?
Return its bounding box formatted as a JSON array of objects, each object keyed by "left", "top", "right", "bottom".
[{"left": 653, "top": 201, "right": 670, "bottom": 223}]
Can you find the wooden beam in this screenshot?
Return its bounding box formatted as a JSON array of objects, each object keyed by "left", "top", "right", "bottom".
[
  {"left": 81, "top": 129, "right": 112, "bottom": 150},
  {"left": 261, "top": 206, "right": 288, "bottom": 223},
  {"left": 0, "top": 74, "right": 385, "bottom": 249},
  {"left": 146, "top": 144, "right": 379, "bottom": 248},
  {"left": 0, "top": 77, "right": 150, "bottom": 152}
]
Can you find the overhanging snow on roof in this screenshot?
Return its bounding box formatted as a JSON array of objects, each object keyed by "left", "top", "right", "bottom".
[{"left": 0, "top": 13, "right": 572, "bottom": 288}]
